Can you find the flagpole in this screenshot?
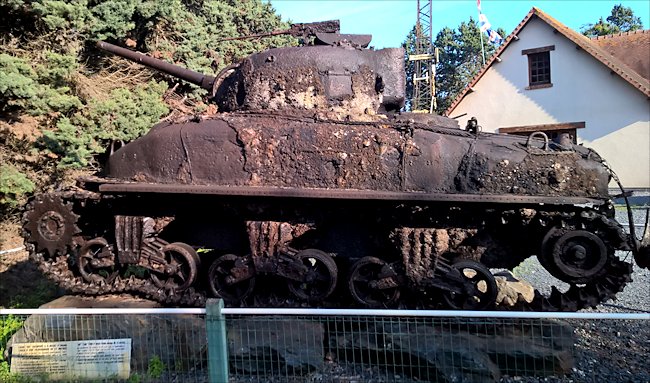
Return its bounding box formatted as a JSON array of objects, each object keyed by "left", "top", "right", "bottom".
[
  {"left": 479, "top": 22, "right": 486, "bottom": 65},
  {"left": 477, "top": 0, "right": 486, "bottom": 66},
  {"left": 476, "top": 0, "right": 485, "bottom": 65},
  {"left": 477, "top": 0, "right": 502, "bottom": 63}
]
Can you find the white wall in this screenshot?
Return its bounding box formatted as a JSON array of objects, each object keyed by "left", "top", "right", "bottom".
[
  {"left": 583, "top": 122, "right": 649, "bottom": 188},
  {"left": 449, "top": 17, "right": 650, "bottom": 188}
]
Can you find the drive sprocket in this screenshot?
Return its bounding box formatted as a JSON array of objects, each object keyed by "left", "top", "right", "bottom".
[{"left": 23, "top": 193, "right": 80, "bottom": 257}]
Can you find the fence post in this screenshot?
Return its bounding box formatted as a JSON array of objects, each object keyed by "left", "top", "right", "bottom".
[{"left": 206, "top": 298, "right": 229, "bottom": 383}]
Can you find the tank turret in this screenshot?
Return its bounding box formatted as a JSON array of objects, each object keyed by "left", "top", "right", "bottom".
[{"left": 97, "top": 23, "right": 405, "bottom": 120}]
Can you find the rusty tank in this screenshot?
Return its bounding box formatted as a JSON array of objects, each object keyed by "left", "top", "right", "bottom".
[{"left": 22, "top": 22, "right": 650, "bottom": 310}]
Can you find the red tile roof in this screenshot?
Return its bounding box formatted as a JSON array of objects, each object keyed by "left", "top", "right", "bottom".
[
  {"left": 444, "top": 7, "right": 650, "bottom": 116},
  {"left": 590, "top": 30, "right": 650, "bottom": 81}
]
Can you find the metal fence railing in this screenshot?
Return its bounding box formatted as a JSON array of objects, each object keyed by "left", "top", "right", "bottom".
[
  {"left": 1, "top": 303, "right": 648, "bottom": 383},
  {"left": 1, "top": 308, "right": 207, "bottom": 382},
  {"left": 226, "top": 314, "right": 573, "bottom": 383}
]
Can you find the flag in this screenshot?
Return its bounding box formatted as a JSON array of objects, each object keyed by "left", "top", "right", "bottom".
[
  {"left": 488, "top": 29, "right": 503, "bottom": 45},
  {"left": 478, "top": 13, "right": 491, "bottom": 33},
  {"left": 476, "top": 1, "right": 502, "bottom": 46}
]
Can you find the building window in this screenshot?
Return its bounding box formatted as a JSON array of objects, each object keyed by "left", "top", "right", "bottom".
[
  {"left": 522, "top": 45, "right": 555, "bottom": 89},
  {"left": 529, "top": 52, "right": 550, "bottom": 85}
]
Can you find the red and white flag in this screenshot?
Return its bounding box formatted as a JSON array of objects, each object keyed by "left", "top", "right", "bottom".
[{"left": 477, "top": 0, "right": 502, "bottom": 45}]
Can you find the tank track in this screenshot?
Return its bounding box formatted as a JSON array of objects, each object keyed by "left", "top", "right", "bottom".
[
  {"left": 27, "top": 250, "right": 207, "bottom": 306},
  {"left": 510, "top": 257, "right": 632, "bottom": 312},
  {"left": 22, "top": 191, "right": 634, "bottom": 311}
]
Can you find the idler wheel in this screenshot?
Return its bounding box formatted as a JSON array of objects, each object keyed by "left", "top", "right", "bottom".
[
  {"left": 287, "top": 249, "right": 338, "bottom": 301},
  {"left": 540, "top": 227, "right": 609, "bottom": 284},
  {"left": 23, "top": 194, "right": 79, "bottom": 257},
  {"left": 348, "top": 256, "right": 400, "bottom": 307},
  {"left": 78, "top": 237, "right": 118, "bottom": 284},
  {"left": 151, "top": 242, "right": 198, "bottom": 292},
  {"left": 208, "top": 254, "right": 256, "bottom": 303},
  {"left": 550, "top": 230, "right": 608, "bottom": 284},
  {"left": 441, "top": 260, "right": 497, "bottom": 310}
]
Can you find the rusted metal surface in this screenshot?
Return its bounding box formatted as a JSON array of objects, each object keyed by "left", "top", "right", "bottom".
[
  {"left": 97, "top": 182, "right": 606, "bottom": 205},
  {"left": 214, "top": 47, "right": 405, "bottom": 117},
  {"left": 398, "top": 228, "right": 441, "bottom": 284},
  {"left": 105, "top": 114, "right": 610, "bottom": 200},
  {"left": 246, "top": 221, "right": 312, "bottom": 268},
  {"left": 96, "top": 42, "right": 216, "bottom": 91},
  {"left": 23, "top": 194, "right": 79, "bottom": 257},
  {"left": 21, "top": 23, "right": 649, "bottom": 311},
  {"left": 23, "top": 190, "right": 637, "bottom": 310},
  {"left": 97, "top": 36, "right": 405, "bottom": 118},
  {"left": 114, "top": 215, "right": 144, "bottom": 264}
]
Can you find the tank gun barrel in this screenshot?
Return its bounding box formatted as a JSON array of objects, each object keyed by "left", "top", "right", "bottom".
[{"left": 96, "top": 41, "right": 216, "bottom": 91}]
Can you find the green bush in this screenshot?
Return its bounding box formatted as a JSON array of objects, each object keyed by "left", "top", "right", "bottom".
[
  {"left": 0, "top": 361, "right": 33, "bottom": 383},
  {"left": 0, "top": 53, "right": 82, "bottom": 116},
  {"left": 0, "top": 164, "right": 35, "bottom": 208},
  {"left": 0, "top": 315, "right": 23, "bottom": 348},
  {"left": 147, "top": 355, "right": 165, "bottom": 379},
  {"left": 0, "top": 315, "right": 28, "bottom": 383},
  {"left": 42, "top": 80, "right": 168, "bottom": 168}
]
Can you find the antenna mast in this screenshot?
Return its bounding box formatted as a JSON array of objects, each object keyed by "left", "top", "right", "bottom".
[{"left": 409, "top": 0, "right": 437, "bottom": 113}]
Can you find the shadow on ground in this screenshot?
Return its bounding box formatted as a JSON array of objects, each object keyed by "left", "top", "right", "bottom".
[{"left": 0, "top": 258, "right": 65, "bottom": 308}]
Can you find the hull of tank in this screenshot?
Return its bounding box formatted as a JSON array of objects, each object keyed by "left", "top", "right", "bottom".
[
  {"left": 106, "top": 113, "right": 610, "bottom": 200},
  {"left": 21, "top": 113, "right": 637, "bottom": 311}
]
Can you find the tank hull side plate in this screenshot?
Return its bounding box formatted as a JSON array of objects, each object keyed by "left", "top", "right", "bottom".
[{"left": 97, "top": 182, "right": 605, "bottom": 206}]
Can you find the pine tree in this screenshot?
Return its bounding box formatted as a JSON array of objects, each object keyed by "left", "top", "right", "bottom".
[
  {"left": 403, "top": 17, "right": 504, "bottom": 113},
  {"left": 581, "top": 4, "right": 643, "bottom": 37}
]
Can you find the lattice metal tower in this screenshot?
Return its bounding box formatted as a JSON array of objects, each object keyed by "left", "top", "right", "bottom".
[{"left": 409, "top": 0, "right": 437, "bottom": 113}]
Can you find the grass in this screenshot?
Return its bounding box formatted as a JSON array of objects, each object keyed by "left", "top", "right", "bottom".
[
  {"left": 4, "top": 279, "right": 61, "bottom": 309},
  {"left": 147, "top": 355, "right": 165, "bottom": 379},
  {"left": 511, "top": 257, "right": 539, "bottom": 279},
  {"left": 0, "top": 315, "right": 32, "bottom": 383}
]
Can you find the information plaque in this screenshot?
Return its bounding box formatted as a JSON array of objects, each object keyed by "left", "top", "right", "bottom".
[{"left": 10, "top": 339, "right": 131, "bottom": 380}]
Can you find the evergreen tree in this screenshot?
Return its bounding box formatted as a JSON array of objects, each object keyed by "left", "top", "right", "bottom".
[
  {"left": 402, "top": 26, "right": 417, "bottom": 110},
  {"left": 403, "top": 17, "right": 504, "bottom": 113},
  {"left": 607, "top": 4, "right": 643, "bottom": 32},
  {"left": 581, "top": 4, "right": 643, "bottom": 37}
]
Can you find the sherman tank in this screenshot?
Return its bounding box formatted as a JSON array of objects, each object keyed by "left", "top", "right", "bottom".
[{"left": 22, "top": 21, "right": 650, "bottom": 310}]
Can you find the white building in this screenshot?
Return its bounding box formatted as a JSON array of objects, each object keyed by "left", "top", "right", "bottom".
[{"left": 445, "top": 7, "right": 650, "bottom": 188}]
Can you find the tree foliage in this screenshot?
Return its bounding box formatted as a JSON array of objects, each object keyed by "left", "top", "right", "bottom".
[
  {"left": 404, "top": 17, "right": 504, "bottom": 113},
  {"left": 1, "top": 0, "right": 293, "bottom": 74},
  {"left": 581, "top": 4, "right": 643, "bottom": 37},
  {"left": 43, "top": 81, "right": 169, "bottom": 167},
  {"left": 0, "top": 0, "right": 293, "bottom": 212},
  {"left": 0, "top": 52, "right": 82, "bottom": 116},
  {"left": 0, "top": 164, "right": 34, "bottom": 209}
]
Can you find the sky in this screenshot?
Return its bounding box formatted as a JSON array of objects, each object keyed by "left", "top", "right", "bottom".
[{"left": 268, "top": 0, "right": 650, "bottom": 48}]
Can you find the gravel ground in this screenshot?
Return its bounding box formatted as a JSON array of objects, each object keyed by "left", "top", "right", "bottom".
[{"left": 499, "top": 205, "right": 650, "bottom": 383}]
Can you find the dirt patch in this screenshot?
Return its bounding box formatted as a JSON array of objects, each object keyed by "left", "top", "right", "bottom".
[
  {"left": 58, "top": 168, "right": 95, "bottom": 189},
  {"left": 0, "top": 220, "right": 24, "bottom": 259},
  {"left": 0, "top": 115, "right": 43, "bottom": 143}
]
